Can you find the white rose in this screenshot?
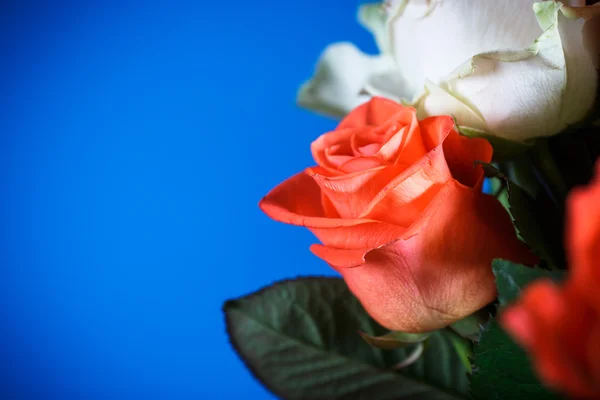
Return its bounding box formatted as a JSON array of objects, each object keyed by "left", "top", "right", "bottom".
[{"left": 298, "top": 0, "right": 599, "bottom": 143}]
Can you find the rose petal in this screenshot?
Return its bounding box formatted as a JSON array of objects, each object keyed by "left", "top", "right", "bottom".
[
  {"left": 309, "top": 220, "right": 407, "bottom": 268},
  {"left": 585, "top": 317, "right": 600, "bottom": 391},
  {"left": 306, "top": 165, "right": 404, "bottom": 219},
  {"left": 567, "top": 161, "right": 600, "bottom": 310},
  {"left": 337, "top": 156, "right": 384, "bottom": 173},
  {"left": 337, "top": 96, "right": 409, "bottom": 129},
  {"left": 310, "top": 245, "right": 372, "bottom": 269},
  {"left": 259, "top": 172, "right": 371, "bottom": 228},
  {"left": 441, "top": 128, "right": 492, "bottom": 189},
  {"left": 362, "top": 69, "right": 411, "bottom": 102},
  {"left": 560, "top": 285, "right": 600, "bottom": 383},
  {"left": 376, "top": 126, "right": 407, "bottom": 160},
  {"left": 297, "top": 43, "right": 396, "bottom": 118},
  {"left": 312, "top": 127, "right": 364, "bottom": 173},
  {"left": 418, "top": 114, "right": 456, "bottom": 150},
  {"left": 308, "top": 133, "right": 454, "bottom": 226},
  {"left": 557, "top": 6, "right": 599, "bottom": 129},
  {"left": 386, "top": 0, "right": 541, "bottom": 99},
  {"left": 440, "top": 2, "right": 597, "bottom": 141},
  {"left": 334, "top": 180, "right": 535, "bottom": 332},
  {"left": 358, "top": 2, "right": 392, "bottom": 54},
  {"left": 378, "top": 115, "right": 427, "bottom": 166},
  {"left": 417, "top": 81, "right": 489, "bottom": 133},
  {"left": 361, "top": 147, "right": 452, "bottom": 226}
]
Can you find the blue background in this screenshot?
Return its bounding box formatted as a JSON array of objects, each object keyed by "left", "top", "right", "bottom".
[{"left": 0, "top": 1, "right": 375, "bottom": 399}]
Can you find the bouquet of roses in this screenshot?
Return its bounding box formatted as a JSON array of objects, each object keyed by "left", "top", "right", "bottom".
[{"left": 224, "top": 1, "right": 600, "bottom": 399}]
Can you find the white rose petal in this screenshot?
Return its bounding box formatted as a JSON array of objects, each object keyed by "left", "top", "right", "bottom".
[
  {"left": 298, "top": 0, "right": 598, "bottom": 143},
  {"left": 429, "top": 1, "right": 597, "bottom": 141},
  {"left": 297, "top": 43, "right": 396, "bottom": 118},
  {"left": 358, "top": 2, "right": 392, "bottom": 55}
]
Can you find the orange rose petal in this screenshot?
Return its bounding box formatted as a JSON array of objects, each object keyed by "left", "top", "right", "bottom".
[
  {"left": 355, "top": 142, "right": 380, "bottom": 157},
  {"left": 337, "top": 156, "right": 384, "bottom": 173},
  {"left": 561, "top": 285, "right": 597, "bottom": 372},
  {"left": 585, "top": 319, "right": 600, "bottom": 393},
  {"left": 362, "top": 147, "right": 452, "bottom": 226},
  {"left": 336, "top": 181, "right": 534, "bottom": 332},
  {"left": 350, "top": 129, "right": 381, "bottom": 155},
  {"left": 310, "top": 244, "right": 372, "bottom": 269},
  {"left": 442, "top": 129, "right": 492, "bottom": 188},
  {"left": 312, "top": 127, "right": 363, "bottom": 173},
  {"left": 367, "top": 184, "right": 444, "bottom": 228},
  {"left": 535, "top": 356, "right": 595, "bottom": 399},
  {"left": 376, "top": 126, "right": 409, "bottom": 161},
  {"left": 392, "top": 118, "right": 427, "bottom": 166},
  {"left": 369, "top": 105, "right": 418, "bottom": 138},
  {"left": 524, "top": 281, "right": 566, "bottom": 323},
  {"left": 259, "top": 172, "right": 369, "bottom": 228},
  {"left": 567, "top": 167, "right": 600, "bottom": 310},
  {"left": 414, "top": 115, "right": 490, "bottom": 190},
  {"left": 364, "top": 108, "right": 426, "bottom": 165},
  {"left": 520, "top": 286, "right": 594, "bottom": 397},
  {"left": 306, "top": 165, "right": 403, "bottom": 219},
  {"left": 501, "top": 306, "right": 536, "bottom": 346},
  {"left": 419, "top": 115, "right": 455, "bottom": 150},
  {"left": 320, "top": 190, "right": 340, "bottom": 218},
  {"left": 337, "top": 97, "right": 410, "bottom": 129},
  {"left": 309, "top": 221, "right": 406, "bottom": 259}
]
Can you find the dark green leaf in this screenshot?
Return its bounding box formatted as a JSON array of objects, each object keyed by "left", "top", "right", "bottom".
[
  {"left": 501, "top": 155, "right": 539, "bottom": 199},
  {"left": 224, "top": 277, "right": 470, "bottom": 400},
  {"left": 470, "top": 260, "right": 566, "bottom": 399},
  {"left": 492, "top": 259, "right": 566, "bottom": 306},
  {"left": 470, "top": 320, "right": 561, "bottom": 400},
  {"left": 474, "top": 162, "right": 564, "bottom": 267},
  {"left": 506, "top": 170, "right": 565, "bottom": 268}
]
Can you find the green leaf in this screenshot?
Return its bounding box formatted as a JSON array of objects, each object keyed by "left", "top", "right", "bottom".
[
  {"left": 501, "top": 155, "right": 539, "bottom": 199},
  {"left": 470, "top": 320, "right": 561, "bottom": 400},
  {"left": 359, "top": 330, "right": 432, "bottom": 350},
  {"left": 506, "top": 179, "right": 566, "bottom": 268},
  {"left": 470, "top": 260, "right": 566, "bottom": 399},
  {"left": 498, "top": 185, "right": 510, "bottom": 211},
  {"left": 474, "top": 162, "right": 564, "bottom": 267},
  {"left": 224, "top": 277, "right": 470, "bottom": 400},
  {"left": 492, "top": 259, "right": 566, "bottom": 306}
]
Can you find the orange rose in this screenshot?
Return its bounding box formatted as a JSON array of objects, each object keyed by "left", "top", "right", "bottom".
[
  {"left": 502, "top": 162, "right": 600, "bottom": 398},
  {"left": 260, "top": 97, "right": 535, "bottom": 332}
]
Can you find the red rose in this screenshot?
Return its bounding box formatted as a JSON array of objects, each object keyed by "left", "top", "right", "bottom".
[{"left": 261, "top": 97, "right": 535, "bottom": 332}]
